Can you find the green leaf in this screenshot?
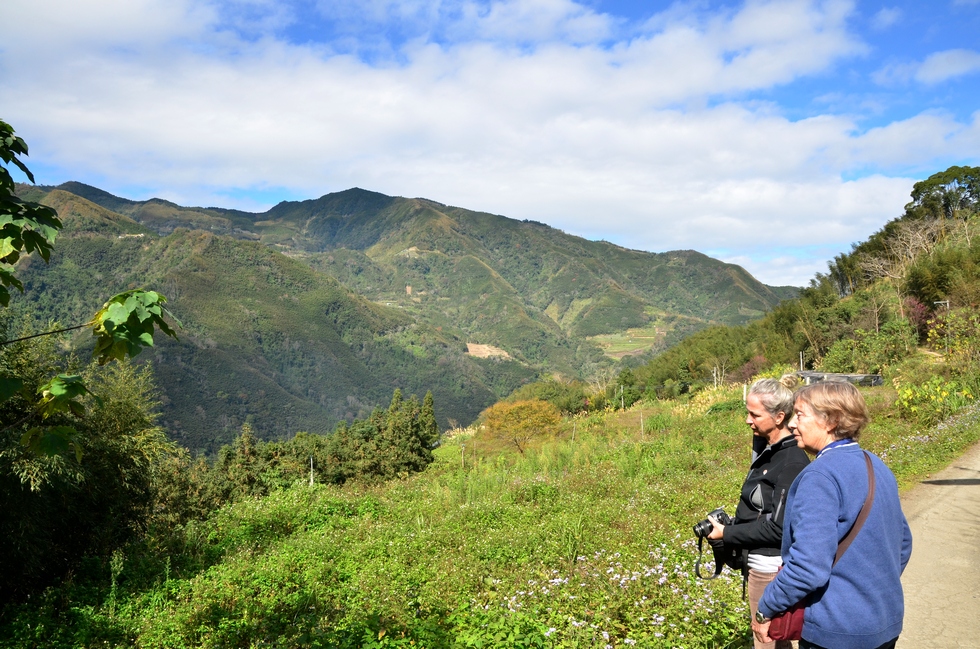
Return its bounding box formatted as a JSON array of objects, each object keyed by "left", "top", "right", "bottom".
[
  {"left": 104, "top": 302, "right": 130, "bottom": 325},
  {"left": 38, "top": 374, "right": 96, "bottom": 419},
  {"left": 90, "top": 289, "right": 180, "bottom": 364},
  {"left": 0, "top": 375, "right": 24, "bottom": 403},
  {"left": 21, "top": 426, "right": 83, "bottom": 461}
]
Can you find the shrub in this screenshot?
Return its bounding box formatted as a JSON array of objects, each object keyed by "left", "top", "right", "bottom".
[
  {"left": 506, "top": 379, "right": 593, "bottom": 414},
  {"left": 479, "top": 399, "right": 561, "bottom": 455},
  {"left": 928, "top": 307, "right": 980, "bottom": 371},
  {"left": 819, "top": 319, "right": 916, "bottom": 374},
  {"left": 895, "top": 376, "right": 975, "bottom": 425}
]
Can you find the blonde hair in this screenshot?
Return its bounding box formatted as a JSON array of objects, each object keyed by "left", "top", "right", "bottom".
[{"left": 794, "top": 381, "right": 869, "bottom": 440}]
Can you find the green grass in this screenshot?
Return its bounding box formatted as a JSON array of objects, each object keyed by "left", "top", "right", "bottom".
[
  {"left": 588, "top": 310, "right": 711, "bottom": 360},
  {"left": 2, "top": 387, "right": 976, "bottom": 648},
  {"left": 589, "top": 327, "right": 663, "bottom": 358}
]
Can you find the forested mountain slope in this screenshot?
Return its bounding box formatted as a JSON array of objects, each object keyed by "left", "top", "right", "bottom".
[
  {"left": 49, "top": 183, "right": 796, "bottom": 371},
  {"left": 14, "top": 182, "right": 796, "bottom": 448},
  {"left": 626, "top": 165, "right": 980, "bottom": 398},
  {"left": 14, "top": 190, "right": 528, "bottom": 452}
]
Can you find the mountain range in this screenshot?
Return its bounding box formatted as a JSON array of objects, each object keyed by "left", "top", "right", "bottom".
[{"left": 14, "top": 182, "right": 796, "bottom": 451}]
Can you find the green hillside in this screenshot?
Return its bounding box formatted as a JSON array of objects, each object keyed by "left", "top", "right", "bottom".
[
  {"left": 3, "top": 383, "right": 978, "bottom": 648},
  {"left": 12, "top": 182, "right": 797, "bottom": 448},
  {"left": 14, "top": 190, "right": 533, "bottom": 452},
  {"left": 624, "top": 165, "right": 980, "bottom": 400},
  {"left": 52, "top": 183, "right": 797, "bottom": 371}
]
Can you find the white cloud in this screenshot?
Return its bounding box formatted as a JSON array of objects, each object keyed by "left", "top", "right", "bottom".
[
  {"left": 870, "top": 7, "right": 901, "bottom": 31},
  {"left": 875, "top": 48, "right": 980, "bottom": 86},
  {"left": 2, "top": 0, "right": 974, "bottom": 290},
  {"left": 914, "top": 49, "right": 980, "bottom": 84},
  {"left": 313, "top": 0, "right": 445, "bottom": 25},
  {"left": 0, "top": 0, "right": 212, "bottom": 51},
  {"left": 719, "top": 252, "right": 838, "bottom": 287},
  {"left": 845, "top": 112, "right": 980, "bottom": 166},
  {"left": 870, "top": 61, "right": 915, "bottom": 85},
  {"left": 458, "top": 0, "right": 615, "bottom": 43}
]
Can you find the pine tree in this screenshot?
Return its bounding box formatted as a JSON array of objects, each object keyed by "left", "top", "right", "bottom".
[{"left": 420, "top": 390, "right": 439, "bottom": 447}]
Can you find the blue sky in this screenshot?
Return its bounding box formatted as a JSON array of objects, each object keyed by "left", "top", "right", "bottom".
[{"left": 2, "top": 0, "right": 979, "bottom": 286}]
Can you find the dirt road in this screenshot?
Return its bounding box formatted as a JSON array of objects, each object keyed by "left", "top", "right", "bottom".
[{"left": 898, "top": 440, "right": 980, "bottom": 648}]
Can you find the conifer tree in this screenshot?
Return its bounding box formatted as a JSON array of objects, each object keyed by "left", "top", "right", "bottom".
[{"left": 420, "top": 390, "right": 439, "bottom": 446}]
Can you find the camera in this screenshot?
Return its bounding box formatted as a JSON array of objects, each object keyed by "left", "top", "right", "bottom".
[{"left": 693, "top": 508, "right": 732, "bottom": 539}]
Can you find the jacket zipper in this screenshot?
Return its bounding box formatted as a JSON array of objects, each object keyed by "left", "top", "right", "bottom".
[{"left": 773, "top": 488, "right": 787, "bottom": 522}]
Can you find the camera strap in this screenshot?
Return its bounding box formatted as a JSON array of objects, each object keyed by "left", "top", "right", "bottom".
[{"left": 694, "top": 537, "right": 726, "bottom": 580}]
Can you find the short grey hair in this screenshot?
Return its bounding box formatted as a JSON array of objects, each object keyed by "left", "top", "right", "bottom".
[{"left": 748, "top": 375, "right": 797, "bottom": 419}]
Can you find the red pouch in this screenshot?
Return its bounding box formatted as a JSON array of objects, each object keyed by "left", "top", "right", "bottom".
[{"left": 768, "top": 601, "right": 804, "bottom": 641}]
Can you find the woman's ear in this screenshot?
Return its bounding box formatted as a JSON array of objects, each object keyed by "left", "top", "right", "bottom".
[{"left": 773, "top": 411, "right": 787, "bottom": 426}]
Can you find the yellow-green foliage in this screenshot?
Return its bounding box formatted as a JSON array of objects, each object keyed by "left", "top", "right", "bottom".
[
  {"left": 895, "top": 376, "right": 975, "bottom": 425},
  {"left": 479, "top": 399, "right": 562, "bottom": 455}
]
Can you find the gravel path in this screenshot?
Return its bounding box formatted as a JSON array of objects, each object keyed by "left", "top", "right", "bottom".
[{"left": 898, "top": 440, "right": 980, "bottom": 648}]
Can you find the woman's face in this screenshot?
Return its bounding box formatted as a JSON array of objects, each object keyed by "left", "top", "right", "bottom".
[
  {"left": 745, "top": 393, "right": 783, "bottom": 442},
  {"left": 789, "top": 399, "right": 836, "bottom": 454}
]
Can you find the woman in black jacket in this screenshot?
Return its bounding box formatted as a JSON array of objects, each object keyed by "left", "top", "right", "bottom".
[{"left": 707, "top": 376, "right": 810, "bottom": 649}]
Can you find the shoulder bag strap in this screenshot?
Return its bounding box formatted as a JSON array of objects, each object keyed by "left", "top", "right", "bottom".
[{"left": 833, "top": 451, "right": 875, "bottom": 566}]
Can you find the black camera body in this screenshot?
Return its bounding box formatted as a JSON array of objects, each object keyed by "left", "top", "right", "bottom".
[
  {"left": 693, "top": 508, "right": 743, "bottom": 580},
  {"left": 693, "top": 507, "right": 732, "bottom": 539}
]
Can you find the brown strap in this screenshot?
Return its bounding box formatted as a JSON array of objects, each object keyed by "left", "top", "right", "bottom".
[{"left": 834, "top": 451, "right": 875, "bottom": 566}]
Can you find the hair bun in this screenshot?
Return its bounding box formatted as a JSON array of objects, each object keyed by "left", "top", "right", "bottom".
[{"left": 779, "top": 374, "right": 801, "bottom": 390}]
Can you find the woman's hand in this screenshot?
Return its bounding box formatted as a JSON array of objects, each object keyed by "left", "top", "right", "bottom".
[
  {"left": 706, "top": 515, "right": 725, "bottom": 541},
  {"left": 751, "top": 618, "right": 772, "bottom": 644}
]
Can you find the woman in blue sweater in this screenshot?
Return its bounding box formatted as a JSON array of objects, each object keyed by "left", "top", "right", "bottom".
[{"left": 753, "top": 382, "right": 913, "bottom": 649}]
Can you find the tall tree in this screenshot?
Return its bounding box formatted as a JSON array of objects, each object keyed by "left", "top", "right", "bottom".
[
  {"left": 905, "top": 166, "right": 980, "bottom": 222},
  {"left": 0, "top": 120, "right": 181, "bottom": 605},
  {"left": 1, "top": 120, "right": 180, "bottom": 458},
  {"left": 420, "top": 390, "right": 439, "bottom": 446}
]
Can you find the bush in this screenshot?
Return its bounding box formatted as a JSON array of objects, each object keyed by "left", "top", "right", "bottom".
[
  {"left": 506, "top": 379, "right": 594, "bottom": 414},
  {"left": 478, "top": 399, "right": 561, "bottom": 455},
  {"left": 895, "top": 376, "right": 975, "bottom": 425},
  {"left": 928, "top": 307, "right": 980, "bottom": 372},
  {"left": 0, "top": 325, "right": 178, "bottom": 605},
  {"left": 166, "top": 388, "right": 442, "bottom": 516},
  {"left": 820, "top": 319, "right": 916, "bottom": 374}
]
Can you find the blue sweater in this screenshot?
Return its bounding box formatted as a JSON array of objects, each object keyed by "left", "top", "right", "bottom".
[{"left": 757, "top": 444, "right": 913, "bottom": 649}]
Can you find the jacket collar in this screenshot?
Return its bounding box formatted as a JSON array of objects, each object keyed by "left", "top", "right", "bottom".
[{"left": 751, "top": 434, "right": 798, "bottom": 467}]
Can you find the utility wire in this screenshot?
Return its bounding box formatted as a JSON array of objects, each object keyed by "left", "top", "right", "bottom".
[{"left": 0, "top": 322, "right": 89, "bottom": 347}]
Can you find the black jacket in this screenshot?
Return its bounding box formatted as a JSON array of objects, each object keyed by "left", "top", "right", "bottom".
[{"left": 722, "top": 435, "right": 809, "bottom": 557}]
